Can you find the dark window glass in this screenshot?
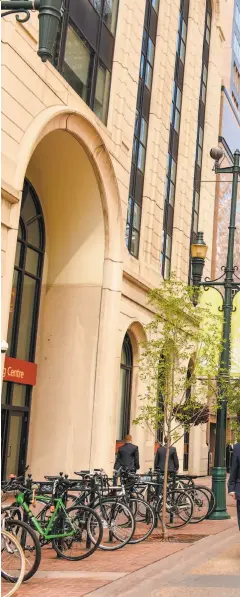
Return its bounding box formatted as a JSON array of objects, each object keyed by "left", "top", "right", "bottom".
[
  {"left": 25, "top": 248, "right": 39, "bottom": 277},
  {"left": 15, "top": 242, "right": 21, "bottom": 268},
  {"left": 152, "top": 0, "right": 159, "bottom": 12},
  {"left": 63, "top": 26, "right": 92, "bottom": 102},
  {"left": 130, "top": 229, "right": 140, "bottom": 257},
  {"left": 6, "top": 180, "right": 45, "bottom": 362},
  {"left": 27, "top": 219, "right": 41, "bottom": 248},
  {"left": 117, "top": 334, "right": 133, "bottom": 441},
  {"left": 161, "top": 0, "right": 189, "bottom": 278},
  {"left": 94, "top": 63, "right": 111, "bottom": 123},
  {"left": 126, "top": 0, "right": 159, "bottom": 258},
  {"left": 137, "top": 143, "right": 146, "bottom": 172},
  {"left": 1, "top": 180, "right": 45, "bottom": 480},
  {"left": 189, "top": 0, "right": 212, "bottom": 281},
  {"left": 147, "top": 38, "right": 155, "bottom": 65},
  {"left": 145, "top": 62, "right": 153, "bottom": 89},
  {"left": 12, "top": 385, "right": 27, "bottom": 408},
  {"left": 133, "top": 202, "right": 141, "bottom": 230},
  {"left": 54, "top": 0, "right": 119, "bottom": 125},
  {"left": 103, "top": 0, "right": 119, "bottom": 34},
  {"left": 90, "top": 0, "right": 102, "bottom": 12}
]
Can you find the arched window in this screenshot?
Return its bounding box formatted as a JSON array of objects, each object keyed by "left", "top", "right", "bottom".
[
  {"left": 6, "top": 179, "right": 45, "bottom": 361},
  {"left": 116, "top": 333, "right": 133, "bottom": 441},
  {"left": 2, "top": 179, "right": 45, "bottom": 479}
]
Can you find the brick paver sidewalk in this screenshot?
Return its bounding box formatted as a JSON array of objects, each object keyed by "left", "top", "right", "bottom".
[{"left": 2, "top": 478, "right": 238, "bottom": 597}]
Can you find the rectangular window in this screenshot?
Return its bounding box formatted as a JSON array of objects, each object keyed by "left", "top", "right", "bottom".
[
  {"left": 189, "top": 0, "right": 212, "bottom": 281},
  {"left": 162, "top": 0, "right": 189, "bottom": 278},
  {"left": 126, "top": 0, "right": 159, "bottom": 259},
  {"left": 103, "top": 0, "right": 119, "bottom": 34},
  {"left": 54, "top": 0, "right": 119, "bottom": 125},
  {"left": 145, "top": 62, "right": 153, "bottom": 90},
  {"left": 152, "top": 0, "right": 159, "bottom": 12},
  {"left": 63, "top": 26, "right": 92, "bottom": 102},
  {"left": 138, "top": 143, "right": 146, "bottom": 172},
  {"left": 94, "top": 63, "right": 111, "bottom": 123}
]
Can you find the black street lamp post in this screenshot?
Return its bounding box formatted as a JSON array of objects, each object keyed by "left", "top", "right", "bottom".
[
  {"left": 191, "top": 148, "right": 240, "bottom": 520},
  {"left": 1, "top": 0, "right": 63, "bottom": 62}
]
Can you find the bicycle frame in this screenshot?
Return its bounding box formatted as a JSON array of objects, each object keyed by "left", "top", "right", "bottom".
[{"left": 15, "top": 492, "right": 75, "bottom": 540}]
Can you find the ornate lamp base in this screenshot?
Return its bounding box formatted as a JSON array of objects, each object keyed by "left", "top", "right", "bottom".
[{"left": 209, "top": 467, "right": 231, "bottom": 520}]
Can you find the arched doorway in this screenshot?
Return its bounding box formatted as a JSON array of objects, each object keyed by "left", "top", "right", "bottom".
[
  {"left": 24, "top": 129, "right": 106, "bottom": 476},
  {"left": 2, "top": 109, "right": 123, "bottom": 476},
  {"left": 1, "top": 180, "right": 45, "bottom": 479},
  {"left": 116, "top": 333, "right": 133, "bottom": 441}
]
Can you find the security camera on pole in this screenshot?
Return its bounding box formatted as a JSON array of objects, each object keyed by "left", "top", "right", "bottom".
[{"left": 191, "top": 147, "right": 240, "bottom": 520}]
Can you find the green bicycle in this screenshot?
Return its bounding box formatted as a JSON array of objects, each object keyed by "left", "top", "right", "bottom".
[{"left": 3, "top": 476, "right": 103, "bottom": 570}]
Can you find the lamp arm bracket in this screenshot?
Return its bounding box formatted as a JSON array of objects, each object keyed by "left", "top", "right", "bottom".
[
  {"left": 1, "top": 9, "right": 30, "bottom": 21},
  {"left": 233, "top": 266, "right": 240, "bottom": 282},
  {"left": 215, "top": 166, "right": 234, "bottom": 174},
  {"left": 204, "top": 270, "right": 226, "bottom": 284},
  {"left": 1, "top": 1, "right": 41, "bottom": 19}
]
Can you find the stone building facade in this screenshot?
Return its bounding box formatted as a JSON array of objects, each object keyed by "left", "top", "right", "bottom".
[{"left": 1, "top": 0, "right": 233, "bottom": 479}]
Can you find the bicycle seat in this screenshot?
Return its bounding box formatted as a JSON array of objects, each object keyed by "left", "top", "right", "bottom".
[
  {"left": 44, "top": 475, "right": 59, "bottom": 481},
  {"left": 177, "top": 475, "right": 198, "bottom": 480}
]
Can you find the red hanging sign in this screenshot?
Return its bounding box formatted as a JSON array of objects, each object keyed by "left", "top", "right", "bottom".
[{"left": 3, "top": 357, "right": 37, "bottom": 386}]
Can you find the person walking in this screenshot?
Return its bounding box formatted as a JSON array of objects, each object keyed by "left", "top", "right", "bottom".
[
  {"left": 226, "top": 443, "right": 233, "bottom": 473},
  {"left": 114, "top": 434, "right": 140, "bottom": 472},
  {"left": 228, "top": 441, "right": 240, "bottom": 530},
  {"left": 154, "top": 436, "right": 179, "bottom": 472}
]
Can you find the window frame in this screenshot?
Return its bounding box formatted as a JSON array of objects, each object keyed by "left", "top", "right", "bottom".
[
  {"left": 53, "top": 0, "right": 119, "bottom": 125},
  {"left": 189, "top": 0, "right": 212, "bottom": 281},
  {"left": 117, "top": 333, "right": 133, "bottom": 441},
  {"left": 126, "top": 0, "right": 159, "bottom": 259},
  {"left": 1, "top": 179, "right": 45, "bottom": 479},
  {"left": 161, "top": 0, "right": 189, "bottom": 279}
]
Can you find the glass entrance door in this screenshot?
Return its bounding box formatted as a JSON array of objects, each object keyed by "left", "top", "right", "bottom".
[
  {"left": 5, "top": 412, "right": 25, "bottom": 479},
  {"left": 1, "top": 402, "right": 28, "bottom": 480},
  {"left": 1, "top": 179, "right": 45, "bottom": 480}
]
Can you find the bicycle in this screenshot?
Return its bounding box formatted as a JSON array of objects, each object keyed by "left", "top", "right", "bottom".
[
  {"left": 1, "top": 529, "right": 25, "bottom": 597},
  {"left": 3, "top": 475, "right": 103, "bottom": 562},
  {"left": 56, "top": 470, "right": 136, "bottom": 551},
  {"left": 172, "top": 474, "right": 215, "bottom": 520},
  {"left": 129, "top": 471, "right": 194, "bottom": 528},
  {"left": 2, "top": 514, "right": 41, "bottom": 582}
]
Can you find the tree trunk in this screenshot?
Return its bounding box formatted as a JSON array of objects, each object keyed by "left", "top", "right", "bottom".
[
  {"left": 161, "top": 351, "right": 175, "bottom": 540},
  {"left": 161, "top": 438, "right": 170, "bottom": 539}
]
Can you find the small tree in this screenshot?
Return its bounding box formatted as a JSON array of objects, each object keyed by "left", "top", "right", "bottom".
[{"left": 133, "top": 277, "right": 224, "bottom": 539}]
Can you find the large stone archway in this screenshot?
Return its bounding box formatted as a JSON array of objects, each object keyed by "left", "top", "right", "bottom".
[{"left": 3, "top": 108, "right": 123, "bottom": 477}]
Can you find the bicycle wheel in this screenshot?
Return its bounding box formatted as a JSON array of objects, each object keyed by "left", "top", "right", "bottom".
[
  {"left": 1, "top": 530, "right": 25, "bottom": 597},
  {"left": 3, "top": 519, "right": 41, "bottom": 582},
  {"left": 91, "top": 499, "right": 135, "bottom": 550},
  {"left": 158, "top": 489, "right": 193, "bottom": 528},
  {"left": 197, "top": 485, "right": 216, "bottom": 517},
  {"left": 128, "top": 498, "right": 155, "bottom": 544},
  {"left": 187, "top": 487, "right": 210, "bottom": 523},
  {"left": 52, "top": 505, "right": 103, "bottom": 561}
]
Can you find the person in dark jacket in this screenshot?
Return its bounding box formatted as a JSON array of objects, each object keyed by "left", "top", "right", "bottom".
[
  {"left": 114, "top": 435, "right": 140, "bottom": 472},
  {"left": 226, "top": 443, "right": 233, "bottom": 473},
  {"left": 154, "top": 437, "right": 179, "bottom": 472},
  {"left": 228, "top": 441, "right": 240, "bottom": 530}
]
